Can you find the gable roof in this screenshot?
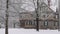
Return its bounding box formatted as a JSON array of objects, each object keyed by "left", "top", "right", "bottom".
[{"left": 40, "top": 2, "right": 55, "bottom": 13}]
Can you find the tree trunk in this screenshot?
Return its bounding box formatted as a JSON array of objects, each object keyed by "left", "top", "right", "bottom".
[
  {"left": 5, "top": 0, "right": 9, "bottom": 34},
  {"left": 36, "top": 0, "right": 39, "bottom": 31},
  {"left": 58, "top": 0, "right": 60, "bottom": 31}
]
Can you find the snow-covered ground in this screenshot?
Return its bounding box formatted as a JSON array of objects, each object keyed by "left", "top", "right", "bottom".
[{"left": 0, "top": 28, "right": 60, "bottom": 34}]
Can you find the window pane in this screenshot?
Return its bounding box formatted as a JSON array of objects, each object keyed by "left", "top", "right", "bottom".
[
  {"left": 56, "top": 15, "right": 58, "bottom": 18},
  {"left": 28, "top": 20, "right": 32, "bottom": 25},
  {"left": 55, "top": 22, "right": 58, "bottom": 26},
  {"left": 54, "top": 22, "right": 58, "bottom": 26},
  {"left": 44, "top": 21, "right": 48, "bottom": 26}
]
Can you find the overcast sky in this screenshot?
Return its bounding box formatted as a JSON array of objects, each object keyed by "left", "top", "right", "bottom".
[
  {"left": 50, "top": 0, "right": 58, "bottom": 12},
  {"left": 21, "top": 0, "right": 58, "bottom": 12}
]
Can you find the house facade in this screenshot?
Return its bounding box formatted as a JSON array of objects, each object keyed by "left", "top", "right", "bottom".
[{"left": 19, "top": 2, "right": 59, "bottom": 29}]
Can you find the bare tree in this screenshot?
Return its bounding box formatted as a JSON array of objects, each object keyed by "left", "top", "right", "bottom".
[{"left": 32, "top": 0, "right": 40, "bottom": 31}]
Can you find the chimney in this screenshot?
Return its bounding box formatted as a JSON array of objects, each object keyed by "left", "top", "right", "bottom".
[{"left": 48, "top": 0, "right": 51, "bottom": 7}]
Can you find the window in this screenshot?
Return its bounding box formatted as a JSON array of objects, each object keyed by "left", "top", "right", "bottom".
[
  {"left": 32, "top": 20, "right": 36, "bottom": 25},
  {"left": 28, "top": 21, "right": 29, "bottom": 25},
  {"left": 25, "top": 20, "right": 37, "bottom": 26},
  {"left": 25, "top": 20, "right": 29, "bottom": 25},
  {"left": 43, "top": 15, "right": 45, "bottom": 18},
  {"left": 56, "top": 15, "right": 58, "bottom": 19},
  {"left": 54, "top": 22, "right": 58, "bottom": 26},
  {"left": 44, "top": 21, "right": 48, "bottom": 26},
  {"left": 25, "top": 20, "right": 33, "bottom": 25},
  {"left": 29, "top": 20, "right": 32, "bottom": 25},
  {"left": 33, "top": 20, "right": 36, "bottom": 25},
  {"left": 55, "top": 22, "right": 58, "bottom": 26}
]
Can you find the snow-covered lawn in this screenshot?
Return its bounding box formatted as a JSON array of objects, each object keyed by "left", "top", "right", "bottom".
[{"left": 0, "top": 28, "right": 60, "bottom": 34}]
